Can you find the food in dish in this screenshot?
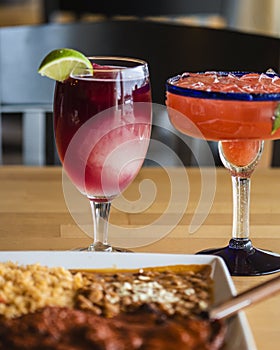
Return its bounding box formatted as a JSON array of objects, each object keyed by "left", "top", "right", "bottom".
[{"left": 0, "top": 262, "right": 226, "bottom": 350}]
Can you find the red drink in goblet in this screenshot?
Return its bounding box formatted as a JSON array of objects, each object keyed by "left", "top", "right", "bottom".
[{"left": 54, "top": 57, "right": 152, "bottom": 251}]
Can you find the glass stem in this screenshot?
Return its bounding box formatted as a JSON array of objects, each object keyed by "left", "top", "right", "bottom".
[
  {"left": 88, "top": 200, "right": 112, "bottom": 252},
  {"left": 218, "top": 140, "right": 264, "bottom": 250},
  {"left": 231, "top": 176, "right": 250, "bottom": 240}
]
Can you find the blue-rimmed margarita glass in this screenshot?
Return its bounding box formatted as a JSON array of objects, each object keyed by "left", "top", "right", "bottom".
[{"left": 166, "top": 71, "right": 280, "bottom": 276}]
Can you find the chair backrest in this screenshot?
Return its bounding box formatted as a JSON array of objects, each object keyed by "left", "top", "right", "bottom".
[
  {"left": 1, "top": 20, "right": 280, "bottom": 165},
  {"left": 1, "top": 20, "right": 280, "bottom": 105}
]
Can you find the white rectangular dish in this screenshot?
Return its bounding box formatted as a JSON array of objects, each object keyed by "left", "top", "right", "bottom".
[{"left": 0, "top": 251, "right": 256, "bottom": 350}]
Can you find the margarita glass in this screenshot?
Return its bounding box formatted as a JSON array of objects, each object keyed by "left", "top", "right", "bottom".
[
  {"left": 54, "top": 57, "right": 152, "bottom": 251},
  {"left": 166, "top": 71, "right": 280, "bottom": 275}
]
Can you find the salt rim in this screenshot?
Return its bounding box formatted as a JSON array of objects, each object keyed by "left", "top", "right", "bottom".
[{"left": 166, "top": 71, "right": 280, "bottom": 101}]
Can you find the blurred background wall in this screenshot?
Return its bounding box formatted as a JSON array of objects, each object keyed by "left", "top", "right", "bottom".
[{"left": 0, "top": 0, "right": 280, "bottom": 37}]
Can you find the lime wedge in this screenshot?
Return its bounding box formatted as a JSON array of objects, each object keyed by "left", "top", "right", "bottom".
[{"left": 38, "top": 48, "right": 92, "bottom": 82}]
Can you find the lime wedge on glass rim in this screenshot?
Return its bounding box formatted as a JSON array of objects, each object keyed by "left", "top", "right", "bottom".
[{"left": 38, "top": 48, "right": 92, "bottom": 82}]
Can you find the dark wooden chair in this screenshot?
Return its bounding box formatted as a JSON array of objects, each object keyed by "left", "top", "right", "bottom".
[{"left": 1, "top": 20, "right": 280, "bottom": 165}]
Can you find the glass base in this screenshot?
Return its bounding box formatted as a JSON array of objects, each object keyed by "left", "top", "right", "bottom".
[
  {"left": 196, "top": 239, "right": 280, "bottom": 276},
  {"left": 79, "top": 241, "right": 132, "bottom": 252}
]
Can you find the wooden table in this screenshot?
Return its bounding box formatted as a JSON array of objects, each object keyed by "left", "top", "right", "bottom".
[{"left": 0, "top": 166, "right": 280, "bottom": 349}]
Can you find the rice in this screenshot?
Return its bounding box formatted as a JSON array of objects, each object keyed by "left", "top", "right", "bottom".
[
  {"left": 0, "top": 262, "right": 213, "bottom": 322},
  {"left": 0, "top": 262, "right": 84, "bottom": 319}
]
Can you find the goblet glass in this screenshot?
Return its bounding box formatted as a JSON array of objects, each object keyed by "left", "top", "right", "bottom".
[
  {"left": 53, "top": 57, "right": 152, "bottom": 251},
  {"left": 166, "top": 71, "right": 280, "bottom": 275}
]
